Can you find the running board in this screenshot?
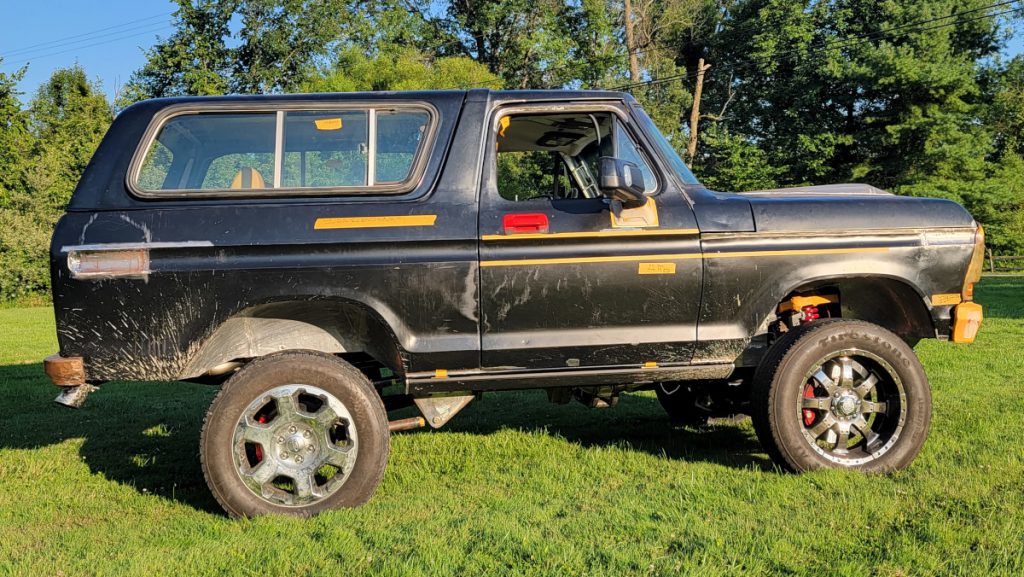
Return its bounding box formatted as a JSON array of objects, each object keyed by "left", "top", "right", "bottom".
[{"left": 405, "top": 363, "right": 734, "bottom": 394}]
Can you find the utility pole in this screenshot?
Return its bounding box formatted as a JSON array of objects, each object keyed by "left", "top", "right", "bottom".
[
  {"left": 624, "top": 0, "right": 640, "bottom": 84},
  {"left": 687, "top": 58, "right": 712, "bottom": 164}
]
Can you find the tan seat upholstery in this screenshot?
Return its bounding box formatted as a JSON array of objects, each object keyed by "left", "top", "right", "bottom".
[{"left": 230, "top": 167, "right": 267, "bottom": 189}]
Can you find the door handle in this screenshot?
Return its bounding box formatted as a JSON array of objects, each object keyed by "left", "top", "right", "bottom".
[{"left": 502, "top": 213, "right": 549, "bottom": 234}]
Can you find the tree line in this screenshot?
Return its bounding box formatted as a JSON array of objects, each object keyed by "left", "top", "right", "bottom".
[{"left": 1, "top": 0, "right": 1022, "bottom": 301}]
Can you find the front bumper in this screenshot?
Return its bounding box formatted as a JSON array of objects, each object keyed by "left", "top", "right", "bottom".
[{"left": 951, "top": 302, "right": 983, "bottom": 343}]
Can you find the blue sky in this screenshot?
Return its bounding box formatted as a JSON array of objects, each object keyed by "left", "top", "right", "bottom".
[
  {"left": 1, "top": 0, "right": 1022, "bottom": 102},
  {"left": 1, "top": 0, "right": 177, "bottom": 100}
]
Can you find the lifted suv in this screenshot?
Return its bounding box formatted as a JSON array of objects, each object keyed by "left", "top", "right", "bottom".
[{"left": 45, "top": 90, "right": 985, "bottom": 517}]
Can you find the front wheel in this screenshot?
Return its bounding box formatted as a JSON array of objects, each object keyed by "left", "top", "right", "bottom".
[
  {"left": 751, "top": 320, "right": 931, "bottom": 472},
  {"left": 200, "top": 351, "right": 390, "bottom": 517}
]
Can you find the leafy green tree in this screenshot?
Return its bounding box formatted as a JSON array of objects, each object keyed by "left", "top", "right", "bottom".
[
  {"left": 0, "top": 66, "right": 112, "bottom": 301},
  {"left": 694, "top": 1, "right": 1003, "bottom": 186},
  {"left": 0, "top": 62, "right": 31, "bottom": 206},
  {"left": 441, "top": 0, "right": 583, "bottom": 88},
  {"left": 985, "top": 55, "right": 1024, "bottom": 159},
  {"left": 0, "top": 62, "right": 40, "bottom": 301},
  {"left": 302, "top": 46, "right": 501, "bottom": 92},
  {"left": 695, "top": 123, "right": 785, "bottom": 190},
  {"left": 119, "top": 0, "right": 237, "bottom": 103},
  {"left": 233, "top": 0, "right": 352, "bottom": 93},
  {"left": 27, "top": 67, "right": 113, "bottom": 208}
]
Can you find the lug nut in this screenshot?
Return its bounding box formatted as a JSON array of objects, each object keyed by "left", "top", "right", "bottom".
[
  {"left": 278, "top": 436, "right": 285, "bottom": 443},
  {"left": 303, "top": 430, "right": 311, "bottom": 438},
  {"left": 306, "top": 445, "right": 314, "bottom": 452},
  {"left": 295, "top": 456, "right": 304, "bottom": 463},
  {"left": 289, "top": 426, "right": 297, "bottom": 433},
  {"left": 280, "top": 452, "right": 289, "bottom": 459}
]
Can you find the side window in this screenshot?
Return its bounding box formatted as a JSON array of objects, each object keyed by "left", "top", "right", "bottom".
[
  {"left": 281, "top": 110, "right": 369, "bottom": 188},
  {"left": 142, "top": 112, "right": 278, "bottom": 191},
  {"left": 376, "top": 110, "right": 430, "bottom": 183},
  {"left": 494, "top": 111, "right": 656, "bottom": 202},
  {"left": 137, "top": 140, "right": 174, "bottom": 189},
  {"left": 614, "top": 121, "right": 657, "bottom": 195},
  {"left": 496, "top": 151, "right": 568, "bottom": 202},
  {"left": 132, "top": 106, "right": 434, "bottom": 196}
]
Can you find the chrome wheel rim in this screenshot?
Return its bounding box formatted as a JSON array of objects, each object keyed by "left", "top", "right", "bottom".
[
  {"left": 797, "top": 349, "right": 907, "bottom": 466},
  {"left": 231, "top": 385, "right": 358, "bottom": 507}
]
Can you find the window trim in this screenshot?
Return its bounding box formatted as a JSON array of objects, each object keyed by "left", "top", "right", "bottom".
[
  {"left": 127, "top": 101, "right": 439, "bottom": 199},
  {"left": 485, "top": 102, "right": 663, "bottom": 204}
]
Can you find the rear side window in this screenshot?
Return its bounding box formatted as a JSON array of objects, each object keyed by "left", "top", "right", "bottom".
[{"left": 131, "top": 105, "right": 435, "bottom": 197}]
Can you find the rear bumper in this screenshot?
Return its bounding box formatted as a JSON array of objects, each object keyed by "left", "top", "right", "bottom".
[{"left": 951, "top": 302, "right": 983, "bottom": 343}]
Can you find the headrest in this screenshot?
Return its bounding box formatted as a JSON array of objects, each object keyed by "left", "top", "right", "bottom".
[{"left": 230, "top": 167, "right": 267, "bottom": 189}]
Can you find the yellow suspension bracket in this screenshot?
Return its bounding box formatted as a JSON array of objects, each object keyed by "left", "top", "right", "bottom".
[{"left": 778, "top": 294, "right": 839, "bottom": 314}]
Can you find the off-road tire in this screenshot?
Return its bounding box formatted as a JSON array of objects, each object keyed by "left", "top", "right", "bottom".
[
  {"left": 200, "top": 351, "right": 389, "bottom": 517},
  {"left": 751, "top": 319, "right": 931, "bottom": 472}
]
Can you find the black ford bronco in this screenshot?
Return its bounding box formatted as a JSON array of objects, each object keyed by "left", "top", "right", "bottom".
[{"left": 45, "top": 90, "right": 985, "bottom": 517}]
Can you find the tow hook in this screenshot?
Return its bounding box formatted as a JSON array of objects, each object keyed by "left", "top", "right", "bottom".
[{"left": 44, "top": 354, "right": 99, "bottom": 409}]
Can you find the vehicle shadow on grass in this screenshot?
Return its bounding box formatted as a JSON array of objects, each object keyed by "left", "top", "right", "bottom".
[
  {"left": 0, "top": 363, "right": 222, "bottom": 514},
  {"left": 425, "top": 389, "right": 774, "bottom": 471},
  {"left": 0, "top": 364, "right": 771, "bottom": 514}
]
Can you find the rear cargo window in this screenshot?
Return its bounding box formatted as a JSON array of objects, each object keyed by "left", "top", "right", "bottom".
[{"left": 131, "top": 105, "right": 435, "bottom": 197}]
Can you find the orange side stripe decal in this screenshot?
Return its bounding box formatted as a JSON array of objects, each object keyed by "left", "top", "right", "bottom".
[{"left": 315, "top": 215, "right": 437, "bottom": 230}]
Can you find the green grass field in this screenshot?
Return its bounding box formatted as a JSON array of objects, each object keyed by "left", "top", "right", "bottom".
[{"left": 1, "top": 279, "right": 1022, "bottom": 576}]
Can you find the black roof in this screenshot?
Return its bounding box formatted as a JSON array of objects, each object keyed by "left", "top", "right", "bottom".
[{"left": 129, "top": 89, "right": 634, "bottom": 109}]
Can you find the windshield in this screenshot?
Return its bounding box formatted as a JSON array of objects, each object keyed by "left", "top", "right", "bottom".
[{"left": 631, "top": 105, "right": 700, "bottom": 186}]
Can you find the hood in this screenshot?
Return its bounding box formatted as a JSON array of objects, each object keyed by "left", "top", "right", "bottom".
[
  {"left": 691, "top": 183, "right": 976, "bottom": 234},
  {"left": 741, "top": 183, "right": 975, "bottom": 233}
]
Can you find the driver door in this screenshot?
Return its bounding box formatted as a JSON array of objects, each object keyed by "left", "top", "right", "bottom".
[{"left": 478, "top": 102, "right": 703, "bottom": 370}]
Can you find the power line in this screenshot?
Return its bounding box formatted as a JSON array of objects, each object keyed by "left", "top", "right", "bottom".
[
  {"left": 0, "top": 26, "right": 174, "bottom": 69},
  {"left": 1, "top": 22, "right": 171, "bottom": 62},
  {"left": 0, "top": 13, "right": 170, "bottom": 60}
]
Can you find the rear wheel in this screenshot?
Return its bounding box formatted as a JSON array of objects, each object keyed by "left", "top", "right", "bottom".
[
  {"left": 752, "top": 320, "right": 931, "bottom": 472},
  {"left": 200, "top": 351, "right": 389, "bottom": 517}
]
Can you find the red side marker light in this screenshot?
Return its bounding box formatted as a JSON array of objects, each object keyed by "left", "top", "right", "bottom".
[{"left": 503, "top": 213, "right": 549, "bottom": 234}]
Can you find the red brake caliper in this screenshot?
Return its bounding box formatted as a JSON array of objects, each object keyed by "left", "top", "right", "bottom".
[
  {"left": 802, "top": 383, "right": 818, "bottom": 426},
  {"left": 254, "top": 415, "right": 267, "bottom": 461}
]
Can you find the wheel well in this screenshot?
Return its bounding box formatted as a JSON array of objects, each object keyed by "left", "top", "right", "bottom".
[
  {"left": 779, "top": 277, "right": 935, "bottom": 343},
  {"left": 181, "top": 299, "right": 405, "bottom": 380}
]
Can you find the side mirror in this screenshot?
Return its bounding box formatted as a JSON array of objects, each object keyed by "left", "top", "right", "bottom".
[{"left": 598, "top": 157, "right": 647, "bottom": 208}]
